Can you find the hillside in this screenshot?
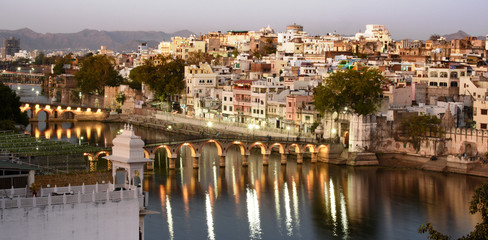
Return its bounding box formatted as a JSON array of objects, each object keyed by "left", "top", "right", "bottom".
[{"left": 0, "top": 28, "right": 194, "bottom": 52}]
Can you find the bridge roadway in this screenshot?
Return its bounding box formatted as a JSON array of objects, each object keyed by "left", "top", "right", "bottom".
[{"left": 88, "top": 136, "right": 330, "bottom": 170}]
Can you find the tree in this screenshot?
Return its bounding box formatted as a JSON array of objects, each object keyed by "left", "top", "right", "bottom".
[
  {"left": 263, "top": 38, "right": 276, "bottom": 55},
  {"left": 430, "top": 34, "right": 441, "bottom": 41},
  {"left": 129, "top": 55, "right": 185, "bottom": 101},
  {"left": 313, "top": 67, "right": 386, "bottom": 116},
  {"left": 419, "top": 182, "right": 488, "bottom": 240},
  {"left": 0, "top": 83, "right": 28, "bottom": 130},
  {"left": 186, "top": 51, "right": 211, "bottom": 65},
  {"left": 401, "top": 114, "right": 443, "bottom": 152},
  {"left": 75, "top": 55, "right": 123, "bottom": 95}
]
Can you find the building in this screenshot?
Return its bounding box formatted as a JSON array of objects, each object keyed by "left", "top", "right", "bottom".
[{"left": 4, "top": 37, "right": 20, "bottom": 57}]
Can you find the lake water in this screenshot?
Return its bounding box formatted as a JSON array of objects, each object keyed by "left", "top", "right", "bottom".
[{"left": 26, "top": 121, "right": 487, "bottom": 240}]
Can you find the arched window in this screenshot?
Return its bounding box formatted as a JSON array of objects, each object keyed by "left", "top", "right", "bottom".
[
  {"left": 429, "top": 71, "right": 438, "bottom": 77},
  {"left": 451, "top": 82, "right": 458, "bottom": 87},
  {"left": 450, "top": 72, "right": 458, "bottom": 79},
  {"left": 440, "top": 72, "right": 448, "bottom": 78}
]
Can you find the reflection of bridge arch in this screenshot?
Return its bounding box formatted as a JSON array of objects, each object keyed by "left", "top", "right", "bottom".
[
  {"left": 224, "top": 141, "right": 246, "bottom": 155},
  {"left": 249, "top": 142, "right": 267, "bottom": 155},
  {"left": 200, "top": 140, "right": 224, "bottom": 156}
]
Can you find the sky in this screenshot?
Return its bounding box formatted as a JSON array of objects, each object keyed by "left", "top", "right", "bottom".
[{"left": 3, "top": 0, "right": 488, "bottom": 40}]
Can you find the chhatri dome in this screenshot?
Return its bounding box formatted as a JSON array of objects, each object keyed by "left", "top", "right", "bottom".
[{"left": 104, "top": 124, "right": 152, "bottom": 188}]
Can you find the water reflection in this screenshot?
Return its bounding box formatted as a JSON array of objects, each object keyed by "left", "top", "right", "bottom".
[
  {"left": 146, "top": 149, "right": 486, "bottom": 240},
  {"left": 27, "top": 121, "right": 488, "bottom": 239}
]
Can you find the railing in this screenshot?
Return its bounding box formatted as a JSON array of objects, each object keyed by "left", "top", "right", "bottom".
[{"left": 0, "top": 183, "right": 141, "bottom": 210}]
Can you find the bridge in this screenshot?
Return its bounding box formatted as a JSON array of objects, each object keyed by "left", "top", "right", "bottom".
[
  {"left": 87, "top": 136, "right": 333, "bottom": 170},
  {"left": 20, "top": 102, "right": 108, "bottom": 122},
  {"left": 1, "top": 71, "right": 45, "bottom": 84}
]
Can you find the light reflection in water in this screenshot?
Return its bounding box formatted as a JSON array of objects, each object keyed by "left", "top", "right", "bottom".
[
  {"left": 284, "top": 182, "right": 293, "bottom": 236},
  {"left": 292, "top": 179, "right": 301, "bottom": 234},
  {"left": 166, "top": 197, "right": 174, "bottom": 240},
  {"left": 205, "top": 192, "right": 215, "bottom": 240},
  {"left": 246, "top": 187, "right": 262, "bottom": 239},
  {"left": 340, "top": 191, "right": 349, "bottom": 239},
  {"left": 329, "top": 179, "right": 337, "bottom": 236}
]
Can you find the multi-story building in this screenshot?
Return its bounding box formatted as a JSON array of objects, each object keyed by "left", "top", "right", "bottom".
[
  {"left": 184, "top": 64, "right": 217, "bottom": 116},
  {"left": 4, "top": 36, "right": 20, "bottom": 57},
  {"left": 233, "top": 80, "right": 254, "bottom": 124},
  {"left": 250, "top": 77, "right": 285, "bottom": 126}
]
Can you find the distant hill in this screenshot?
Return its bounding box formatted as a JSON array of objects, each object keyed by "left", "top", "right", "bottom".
[
  {"left": 0, "top": 28, "right": 194, "bottom": 52},
  {"left": 442, "top": 30, "right": 485, "bottom": 41}
]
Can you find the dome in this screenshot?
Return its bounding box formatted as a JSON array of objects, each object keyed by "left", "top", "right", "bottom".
[{"left": 106, "top": 124, "right": 149, "bottom": 163}]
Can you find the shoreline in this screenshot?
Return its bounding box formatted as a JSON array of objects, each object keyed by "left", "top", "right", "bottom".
[{"left": 375, "top": 153, "right": 488, "bottom": 178}]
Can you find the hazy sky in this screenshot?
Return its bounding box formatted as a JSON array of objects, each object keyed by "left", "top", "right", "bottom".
[{"left": 3, "top": 0, "right": 488, "bottom": 39}]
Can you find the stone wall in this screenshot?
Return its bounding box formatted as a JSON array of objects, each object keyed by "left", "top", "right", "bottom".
[{"left": 0, "top": 198, "right": 139, "bottom": 240}]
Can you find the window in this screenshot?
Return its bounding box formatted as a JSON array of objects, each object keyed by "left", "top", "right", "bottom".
[
  {"left": 450, "top": 72, "right": 458, "bottom": 79},
  {"left": 229, "top": 106, "right": 233, "bottom": 111},
  {"left": 429, "top": 71, "right": 438, "bottom": 77},
  {"left": 481, "top": 109, "right": 487, "bottom": 115},
  {"left": 461, "top": 71, "right": 466, "bottom": 77},
  {"left": 224, "top": 97, "right": 227, "bottom": 101},
  {"left": 429, "top": 82, "right": 438, "bottom": 86},
  {"left": 230, "top": 97, "right": 233, "bottom": 101},
  {"left": 261, "top": 110, "right": 264, "bottom": 114},
  {"left": 439, "top": 82, "right": 448, "bottom": 87},
  {"left": 224, "top": 106, "right": 227, "bottom": 111},
  {"left": 305, "top": 116, "right": 310, "bottom": 121},
  {"left": 451, "top": 82, "right": 458, "bottom": 87},
  {"left": 481, "top": 124, "right": 487, "bottom": 130},
  {"left": 288, "top": 102, "right": 292, "bottom": 107},
  {"left": 440, "top": 72, "right": 448, "bottom": 78}
]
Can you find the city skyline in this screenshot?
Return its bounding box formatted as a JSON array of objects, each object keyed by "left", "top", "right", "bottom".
[{"left": 3, "top": 0, "right": 488, "bottom": 40}]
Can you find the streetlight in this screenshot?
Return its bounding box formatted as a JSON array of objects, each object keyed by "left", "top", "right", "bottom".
[
  {"left": 167, "top": 125, "right": 172, "bottom": 143},
  {"left": 207, "top": 121, "right": 213, "bottom": 137},
  {"left": 35, "top": 90, "right": 39, "bottom": 102}
]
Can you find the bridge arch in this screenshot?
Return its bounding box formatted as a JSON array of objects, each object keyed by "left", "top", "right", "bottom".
[
  {"left": 36, "top": 109, "right": 50, "bottom": 121},
  {"left": 317, "top": 144, "right": 328, "bottom": 153},
  {"left": 154, "top": 145, "right": 173, "bottom": 158},
  {"left": 225, "top": 141, "right": 246, "bottom": 155},
  {"left": 95, "top": 151, "right": 110, "bottom": 159},
  {"left": 287, "top": 144, "right": 301, "bottom": 154},
  {"left": 176, "top": 143, "right": 197, "bottom": 157},
  {"left": 200, "top": 140, "right": 224, "bottom": 156},
  {"left": 303, "top": 144, "right": 316, "bottom": 153},
  {"left": 269, "top": 143, "right": 285, "bottom": 154},
  {"left": 248, "top": 142, "right": 267, "bottom": 155},
  {"left": 60, "top": 110, "right": 76, "bottom": 120}
]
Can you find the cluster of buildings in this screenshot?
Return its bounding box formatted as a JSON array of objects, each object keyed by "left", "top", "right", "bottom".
[{"left": 6, "top": 24, "right": 488, "bottom": 139}]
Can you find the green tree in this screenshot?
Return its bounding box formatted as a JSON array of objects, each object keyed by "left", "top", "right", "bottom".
[
  {"left": 313, "top": 67, "right": 386, "bottom": 116},
  {"left": 0, "top": 83, "right": 28, "bottom": 130},
  {"left": 419, "top": 182, "right": 488, "bottom": 240},
  {"left": 401, "top": 114, "right": 443, "bottom": 152},
  {"left": 231, "top": 48, "right": 239, "bottom": 58},
  {"left": 263, "top": 38, "right": 276, "bottom": 55},
  {"left": 186, "top": 50, "right": 211, "bottom": 65},
  {"left": 129, "top": 55, "right": 185, "bottom": 101},
  {"left": 75, "top": 55, "right": 123, "bottom": 95}
]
